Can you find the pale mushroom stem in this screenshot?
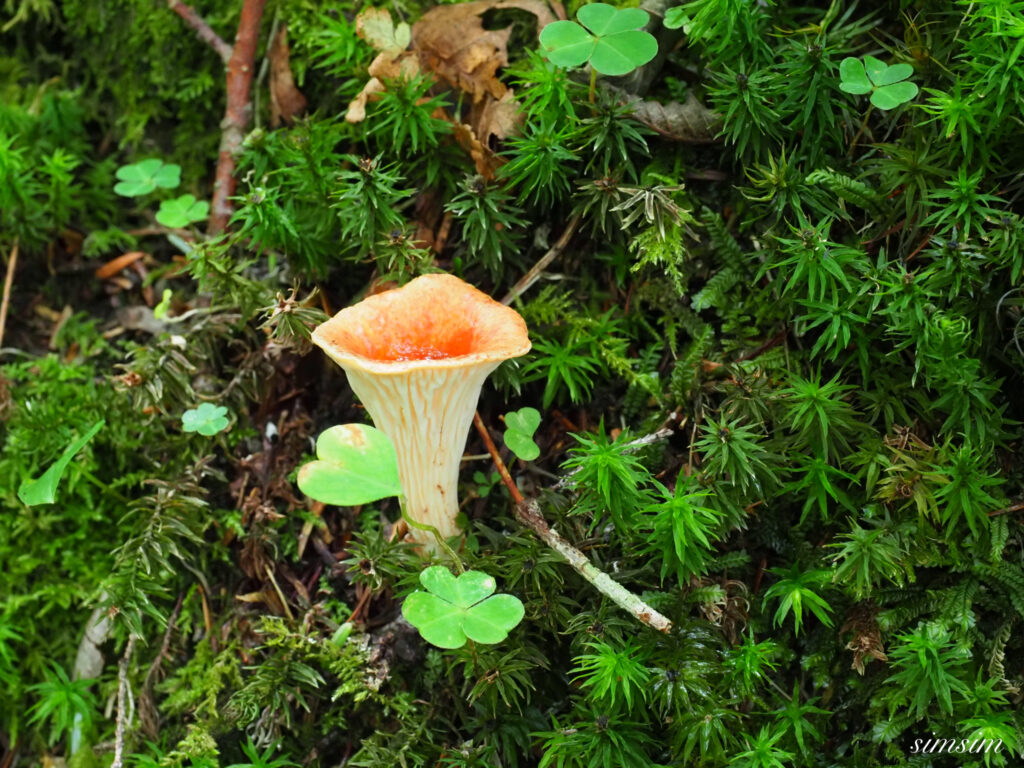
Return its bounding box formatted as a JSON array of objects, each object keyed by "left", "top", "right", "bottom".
[{"left": 345, "top": 364, "right": 498, "bottom": 549}]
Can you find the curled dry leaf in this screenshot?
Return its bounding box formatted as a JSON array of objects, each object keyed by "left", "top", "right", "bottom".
[
  {"left": 412, "top": 0, "right": 556, "bottom": 103},
  {"left": 448, "top": 91, "right": 523, "bottom": 180},
  {"left": 348, "top": 2, "right": 557, "bottom": 174},
  {"left": 471, "top": 89, "right": 521, "bottom": 146},
  {"left": 269, "top": 24, "right": 307, "bottom": 127},
  {"left": 346, "top": 50, "right": 421, "bottom": 123},
  {"left": 413, "top": 1, "right": 554, "bottom": 177},
  {"left": 610, "top": 87, "right": 721, "bottom": 143},
  {"left": 452, "top": 122, "right": 500, "bottom": 180}
]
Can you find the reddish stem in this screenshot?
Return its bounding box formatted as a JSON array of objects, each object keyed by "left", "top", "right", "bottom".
[
  {"left": 473, "top": 412, "right": 523, "bottom": 503},
  {"left": 209, "top": 0, "right": 267, "bottom": 234}
]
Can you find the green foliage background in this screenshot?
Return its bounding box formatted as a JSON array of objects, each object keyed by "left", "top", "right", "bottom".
[{"left": 2, "top": 0, "right": 1023, "bottom": 766}]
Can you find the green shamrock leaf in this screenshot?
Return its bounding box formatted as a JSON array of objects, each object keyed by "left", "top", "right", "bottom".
[
  {"left": 540, "top": 3, "right": 658, "bottom": 76},
  {"left": 156, "top": 194, "right": 210, "bottom": 228},
  {"left": 503, "top": 407, "right": 541, "bottom": 462},
  {"left": 18, "top": 421, "right": 105, "bottom": 506},
  {"left": 181, "top": 403, "right": 231, "bottom": 436},
  {"left": 839, "top": 56, "right": 918, "bottom": 110},
  {"left": 663, "top": 7, "right": 690, "bottom": 31},
  {"left": 113, "top": 159, "right": 181, "bottom": 197},
  {"left": 473, "top": 470, "right": 500, "bottom": 498},
  {"left": 297, "top": 424, "right": 402, "bottom": 506},
  {"left": 402, "top": 566, "right": 525, "bottom": 649}
]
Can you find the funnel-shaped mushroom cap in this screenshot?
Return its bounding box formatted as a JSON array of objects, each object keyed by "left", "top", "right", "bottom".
[
  {"left": 312, "top": 273, "right": 530, "bottom": 375},
  {"left": 312, "top": 274, "right": 530, "bottom": 549}
]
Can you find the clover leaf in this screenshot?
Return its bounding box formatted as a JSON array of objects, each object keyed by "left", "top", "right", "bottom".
[
  {"left": 402, "top": 566, "right": 525, "bottom": 649},
  {"left": 503, "top": 407, "right": 541, "bottom": 462},
  {"left": 473, "top": 470, "right": 501, "bottom": 498},
  {"left": 18, "top": 420, "right": 105, "bottom": 506},
  {"left": 839, "top": 56, "right": 918, "bottom": 110},
  {"left": 663, "top": 8, "right": 690, "bottom": 31},
  {"left": 181, "top": 403, "right": 230, "bottom": 436},
  {"left": 156, "top": 194, "right": 209, "bottom": 228},
  {"left": 113, "top": 159, "right": 181, "bottom": 197},
  {"left": 540, "top": 3, "right": 658, "bottom": 77},
  {"left": 297, "top": 424, "right": 403, "bottom": 506}
]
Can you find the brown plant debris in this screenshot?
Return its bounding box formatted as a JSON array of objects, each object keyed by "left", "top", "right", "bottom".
[
  {"left": 345, "top": 8, "right": 419, "bottom": 124},
  {"left": 269, "top": 24, "right": 307, "bottom": 126},
  {"left": 347, "top": 3, "right": 557, "bottom": 177},
  {"left": 840, "top": 602, "right": 888, "bottom": 675},
  {"left": 412, "top": 0, "right": 555, "bottom": 103},
  {"left": 607, "top": 86, "right": 722, "bottom": 143}
]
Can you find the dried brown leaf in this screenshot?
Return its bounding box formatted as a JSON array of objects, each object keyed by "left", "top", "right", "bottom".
[
  {"left": 840, "top": 603, "right": 888, "bottom": 675},
  {"left": 346, "top": 51, "right": 421, "bottom": 124},
  {"left": 471, "top": 89, "right": 522, "bottom": 146},
  {"left": 453, "top": 122, "right": 502, "bottom": 180},
  {"left": 412, "top": 0, "right": 555, "bottom": 103},
  {"left": 269, "top": 24, "right": 307, "bottom": 127}
]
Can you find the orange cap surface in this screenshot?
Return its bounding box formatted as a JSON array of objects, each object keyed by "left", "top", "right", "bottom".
[{"left": 312, "top": 273, "right": 531, "bottom": 374}]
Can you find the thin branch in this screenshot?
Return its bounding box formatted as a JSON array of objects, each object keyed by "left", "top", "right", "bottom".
[
  {"left": 472, "top": 412, "right": 673, "bottom": 633},
  {"left": 553, "top": 426, "right": 675, "bottom": 490},
  {"left": 0, "top": 238, "right": 20, "bottom": 351},
  {"left": 501, "top": 214, "right": 581, "bottom": 305},
  {"left": 166, "top": 0, "right": 232, "bottom": 63},
  {"left": 473, "top": 412, "right": 520, "bottom": 502},
  {"left": 988, "top": 501, "right": 1024, "bottom": 518},
  {"left": 208, "top": 0, "right": 268, "bottom": 233},
  {"left": 111, "top": 636, "right": 136, "bottom": 768},
  {"left": 515, "top": 499, "right": 673, "bottom": 633},
  {"left": 735, "top": 326, "right": 789, "bottom": 363}
]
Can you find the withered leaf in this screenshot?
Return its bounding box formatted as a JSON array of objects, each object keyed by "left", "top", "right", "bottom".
[
  {"left": 345, "top": 52, "right": 421, "bottom": 124},
  {"left": 623, "top": 91, "right": 721, "bottom": 143},
  {"left": 471, "top": 89, "right": 521, "bottom": 146},
  {"left": 453, "top": 122, "right": 503, "bottom": 180},
  {"left": 412, "top": 0, "right": 557, "bottom": 103},
  {"left": 269, "top": 24, "right": 307, "bottom": 127}
]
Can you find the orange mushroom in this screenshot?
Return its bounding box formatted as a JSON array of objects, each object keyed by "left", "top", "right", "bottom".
[{"left": 312, "top": 274, "right": 531, "bottom": 549}]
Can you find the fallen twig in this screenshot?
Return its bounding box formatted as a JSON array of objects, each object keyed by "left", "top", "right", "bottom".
[
  {"left": 0, "top": 741, "right": 17, "bottom": 768},
  {"left": 735, "top": 326, "right": 789, "bottom": 363},
  {"left": 0, "top": 238, "right": 19, "bottom": 351},
  {"left": 515, "top": 499, "right": 672, "bottom": 632},
  {"left": 501, "top": 214, "right": 581, "bottom": 305},
  {"left": 988, "top": 501, "right": 1024, "bottom": 518},
  {"left": 472, "top": 412, "right": 673, "bottom": 633},
  {"left": 110, "top": 636, "right": 136, "bottom": 768},
  {"left": 211, "top": 0, "right": 267, "bottom": 233},
  {"left": 265, "top": 563, "right": 294, "bottom": 620},
  {"left": 166, "top": 0, "right": 232, "bottom": 62}
]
